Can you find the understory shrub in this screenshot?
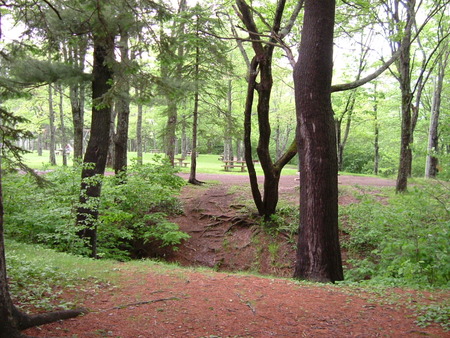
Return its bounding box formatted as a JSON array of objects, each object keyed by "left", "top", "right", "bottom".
[
  {"left": 340, "top": 182, "right": 449, "bottom": 287},
  {"left": 4, "top": 157, "right": 189, "bottom": 260}
]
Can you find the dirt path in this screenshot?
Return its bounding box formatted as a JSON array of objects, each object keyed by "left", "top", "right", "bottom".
[{"left": 24, "top": 174, "right": 449, "bottom": 337}]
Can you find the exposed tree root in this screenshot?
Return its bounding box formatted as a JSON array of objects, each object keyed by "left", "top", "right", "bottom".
[
  {"left": 101, "top": 297, "right": 181, "bottom": 311},
  {"left": 14, "top": 306, "right": 88, "bottom": 331},
  {"left": 188, "top": 178, "right": 205, "bottom": 185}
]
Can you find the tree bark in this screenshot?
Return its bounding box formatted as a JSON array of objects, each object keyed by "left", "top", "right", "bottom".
[
  {"left": 425, "top": 50, "right": 447, "bottom": 178},
  {"left": 58, "top": 84, "right": 68, "bottom": 166},
  {"left": 114, "top": 30, "right": 131, "bottom": 175},
  {"left": 293, "top": 0, "right": 343, "bottom": 282},
  {"left": 188, "top": 29, "right": 202, "bottom": 185},
  {"left": 394, "top": 0, "right": 414, "bottom": 193},
  {"left": 76, "top": 32, "right": 114, "bottom": 258},
  {"left": 68, "top": 38, "right": 87, "bottom": 161},
  {"left": 48, "top": 84, "right": 57, "bottom": 166},
  {"left": 136, "top": 88, "right": 143, "bottom": 165},
  {"left": 373, "top": 83, "right": 380, "bottom": 175}
]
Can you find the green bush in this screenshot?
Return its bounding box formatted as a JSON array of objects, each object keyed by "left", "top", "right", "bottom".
[
  {"left": 97, "top": 159, "right": 189, "bottom": 260},
  {"left": 4, "top": 157, "right": 189, "bottom": 260},
  {"left": 341, "top": 183, "right": 450, "bottom": 287}
]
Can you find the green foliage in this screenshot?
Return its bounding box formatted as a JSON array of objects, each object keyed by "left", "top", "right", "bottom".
[
  {"left": 5, "top": 239, "right": 116, "bottom": 311},
  {"left": 415, "top": 303, "right": 450, "bottom": 331},
  {"left": 341, "top": 183, "right": 450, "bottom": 287},
  {"left": 6, "top": 251, "right": 78, "bottom": 310},
  {"left": 4, "top": 157, "right": 189, "bottom": 261},
  {"left": 262, "top": 204, "right": 299, "bottom": 243},
  {"left": 98, "top": 158, "right": 189, "bottom": 260},
  {"left": 4, "top": 166, "right": 86, "bottom": 254}
]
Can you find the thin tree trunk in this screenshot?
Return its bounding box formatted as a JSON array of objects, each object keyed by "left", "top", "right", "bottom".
[
  {"left": 425, "top": 50, "right": 447, "bottom": 178},
  {"left": 58, "top": 84, "right": 68, "bottom": 166},
  {"left": 48, "top": 84, "right": 57, "bottom": 166},
  {"left": 373, "top": 83, "right": 380, "bottom": 175},
  {"left": 181, "top": 114, "right": 188, "bottom": 158},
  {"left": 37, "top": 133, "right": 43, "bottom": 156},
  {"left": 224, "top": 79, "right": 233, "bottom": 161},
  {"left": 136, "top": 88, "right": 143, "bottom": 165},
  {"left": 68, "top": 39, "right": 87, "bottom": 161},
  {"left": 188, "top": 22, "right": 202, "bottom": 185},
  {"left": 114, "top": 30, "right": 131, "bottom": 175},
  {"left": 106, "top": 108, "right": 116, "bottom": 168},
  {"left": 293, "top": 0, "right": 343, "bottom": 283}
]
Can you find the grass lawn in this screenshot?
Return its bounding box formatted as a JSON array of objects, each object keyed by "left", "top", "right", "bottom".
[{"left": 22, "top": 150, "right": 299, "bottom": 176}]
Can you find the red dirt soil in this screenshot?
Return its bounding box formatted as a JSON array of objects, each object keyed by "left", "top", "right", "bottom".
[{"left": 24, "top": 174, "right": 449, "bottom": 337}]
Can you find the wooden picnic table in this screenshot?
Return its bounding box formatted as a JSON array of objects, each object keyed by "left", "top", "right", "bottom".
[{"left": 222, "top": 160, "right": 247, "bottom": 172}]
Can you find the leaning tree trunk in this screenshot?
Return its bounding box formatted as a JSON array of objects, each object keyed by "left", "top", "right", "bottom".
[
  {"left": 76, "top": 33, "right": 114, "bottom": 258},
  {"left": 293, "top": 0, "right": 344, "bottom": 283}
]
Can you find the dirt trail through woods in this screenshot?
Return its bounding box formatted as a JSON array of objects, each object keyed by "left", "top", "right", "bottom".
[{"left": 25, "top": 174, "right": 449, "bottom": 337}]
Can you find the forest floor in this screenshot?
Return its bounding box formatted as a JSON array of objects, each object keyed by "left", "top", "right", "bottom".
[{"left": 25, "top": 173, "right": 449, "bottom": 337}]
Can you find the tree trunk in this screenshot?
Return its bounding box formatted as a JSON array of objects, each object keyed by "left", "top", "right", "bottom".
[
  {"left": 114, "top": 30, "right": 130, "bottom": 175},
  {"left": 58, "top": 84, "right": 68, "bottom": 166},
  {"left": 48, "top": 84, "right": 57, "bottom": 166},
  {"left": 136, "top": 88, "right": 143, "bottom": 165},
  {"left": 373, "top": 83, "right": 380, "bottom": 175},
  {"left": 188, "top": 22, "right": 202, "bottom": 185},
  {"left": 336, "top": 92, "right": 356, "bottom": 171},
  {"left": 37, "top": 133, "right": 43, "bottom": 156},
  {"left": 76, "top": 32, "right": 114, "bottom": 258},
  {"left": 224, "top": 79, "right": 233, "bottom": 161},
  {"left": 68, "top": 39, "right": 87, "bottom": 161},
  {"left": 425, "top": 50, "right": 447, "bottom": 178},
  {"left": 70, "top": 81, "right": 85, "bottom": 161},
  {"left": 106, "top": 107, "right": 116, "bottom": 168},
  {"left": 293, "top": 0, "right": 343, "bottom": 283},
  {"left": 181, "top": 114, "right": 188, "bottom": 158},
  {"left": 237, "top": 0, "right": 298, "bottom": 218},
  {"left": 165, "top": 100, "right": 177, "bottom": 166},
  {"left": 395, "top": 1, "right": 414, "bottom": 193}
]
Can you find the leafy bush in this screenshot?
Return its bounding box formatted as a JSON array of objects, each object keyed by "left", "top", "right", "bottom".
[
  {"left": 341, "top": 182, "right": 449, "bottom": 287},
  {"left": 4, "top": 166, "right": 86, "bottom": 254},
  {"left": 97, "top": 159, "right": 189, "bottom": 260},
  {"left": 4, "top": 157, "right": 189, "bottom": 260}
]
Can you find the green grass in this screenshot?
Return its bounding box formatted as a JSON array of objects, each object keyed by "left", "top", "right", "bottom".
[
  {"left": 6, "top": 239, "right": 118, "bottom": 281},
  {"left": 22, "top": 151, "right": 299, "bottom": 176}
]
